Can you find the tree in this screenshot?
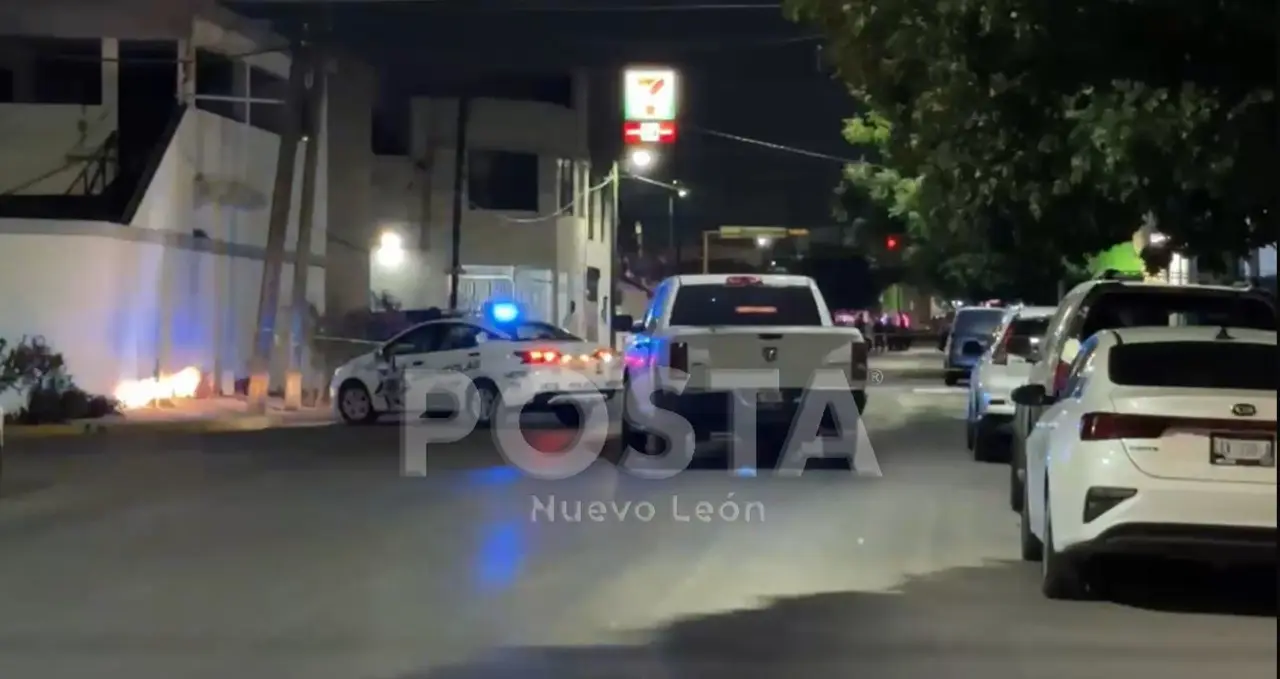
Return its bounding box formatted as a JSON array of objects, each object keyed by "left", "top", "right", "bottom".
[{"left": 785, "top": 0, "right": 1277, "bottom": 273}]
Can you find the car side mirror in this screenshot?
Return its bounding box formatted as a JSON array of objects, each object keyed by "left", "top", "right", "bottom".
[
  {"left": 612, "top": 314, "right": 634, "bottom": 332},
  {"left": 1011, "top": 383, "right": 1052, "bottom": 407}
]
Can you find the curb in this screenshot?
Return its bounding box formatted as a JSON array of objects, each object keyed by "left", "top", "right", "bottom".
[{"left": 2, "top": 414, "right": 327, "bottom": 440}]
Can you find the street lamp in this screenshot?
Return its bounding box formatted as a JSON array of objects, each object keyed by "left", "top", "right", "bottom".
[
  {"left": 374, "top": 230, "right": 405, "bottom": 268},
  {"left": 628, "top": 148, "right": 655, "bottom": 173},
  {"left": 755, "top": 236, "right": 771, "bottom": 248}
]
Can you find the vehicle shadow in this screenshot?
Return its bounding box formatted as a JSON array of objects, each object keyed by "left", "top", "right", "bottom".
[
  {"left": 382, "top": 560, "right": 1277, "bottom": 679},
  {"left": 1090, "top": 555, "right": 1277, "bottom": 616}
]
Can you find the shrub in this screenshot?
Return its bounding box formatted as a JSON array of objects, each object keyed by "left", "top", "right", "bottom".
[{"left": 0, "top": 336, "right": 120, "bottom": 424}]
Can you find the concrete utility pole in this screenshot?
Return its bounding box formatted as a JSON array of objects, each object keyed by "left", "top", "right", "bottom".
[
  {"left": 247, "top": 39, "right": 310, "bottom": 414},
  {"left": 447, "top": 96, "right": 472, "bottom": 311},
  {"left": 282, "top": 48, "right": 326, "bottom": 411}
]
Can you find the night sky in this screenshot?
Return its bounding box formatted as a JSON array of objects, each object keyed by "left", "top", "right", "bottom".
[{"left": 233, "top": 1, "right": 857, "bottom": 250}]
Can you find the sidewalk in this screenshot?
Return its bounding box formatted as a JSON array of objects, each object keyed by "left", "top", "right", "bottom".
[{"left": 2, "top": 397, "right": 333, "bottom": 440}]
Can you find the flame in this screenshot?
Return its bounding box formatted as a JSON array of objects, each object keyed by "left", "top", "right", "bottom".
[{"left": 113, "top": 367, "right": 202, "bottom": 409}]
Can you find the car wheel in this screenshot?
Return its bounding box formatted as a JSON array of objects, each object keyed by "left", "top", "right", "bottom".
[
  {"left": 337, "top": 381, "right": 379, "bottom": 425},
  {"left": 1041, "top": 492, "right": 1092, "bottom": 600},
  {"left": 965, "top": 398, "right": 976, "bottom": 451},
  {"left": 468, "top": 380, "right": 503, "bottom": 427},
  {"left": 1019, "top": 482, "right": 1043, "bottom": 562},
  {"left": 944, "top": 373, "right": 959, "bottom": 386},
  {"left": 973, "top": 416, "right": 1007, "bottom": 463}
]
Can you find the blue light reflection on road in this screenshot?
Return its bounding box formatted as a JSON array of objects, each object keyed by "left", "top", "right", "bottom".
[{"left": 464, "top": 465, "right": 529, "bottom": 592}]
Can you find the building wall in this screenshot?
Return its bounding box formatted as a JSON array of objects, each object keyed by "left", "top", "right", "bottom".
[
  {"left": 369, "top": 83, "right": 614, "bottom": 341},
  {"left": 0, "top": 5, "right": 378, "bottom": 407}
]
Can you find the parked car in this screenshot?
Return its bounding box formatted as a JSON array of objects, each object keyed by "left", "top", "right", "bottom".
[
  {"left": 941, "top": 307, "right": 1006, "bottom": 385},
  {"left": 965, "top": 305, "right": 1056, "bottom": 461},
  {"left": 1013, "top": 326, "right": 1276, "bottom": 599}
]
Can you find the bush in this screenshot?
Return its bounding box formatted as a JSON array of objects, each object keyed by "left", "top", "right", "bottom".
[{"left": 0, "top": 336, "right": 120, "bottom": 425}]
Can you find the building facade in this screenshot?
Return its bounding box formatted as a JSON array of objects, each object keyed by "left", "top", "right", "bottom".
[
  {"left": 368, "top": 78, "right": 616, "bottom": 343},
  {"left": 0, "top": 0, "right": 376, "bottom": 405}
]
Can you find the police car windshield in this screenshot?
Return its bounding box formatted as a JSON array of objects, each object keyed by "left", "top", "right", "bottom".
[{"left": 507, "top": 322, "right": 581, "bottom": 341}]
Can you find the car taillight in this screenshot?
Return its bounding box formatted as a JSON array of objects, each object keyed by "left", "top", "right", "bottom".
[
  {"left": 669, "top": 342, "right": 689, "bottom": 372},
  {"left": 1080, "top": 412, "right": 1278, "bottom": 441},
  {"left": 517, "top": 349, "right": 561, "bottom": 364},
  {"left": 851, "top": 341, "right": 869, "bottom": 381},
  {"left": 1052, "top": 360, "right": 1070, "bottom": 395},
  {"left": 991, "top": 327, "right": 1013, "bottom": 365},
  {"left": 724, "top": 276, "right": 761, "bottom": 286},
  {"left": 594, "top": 349, "right": 615, "bottom": 363}
]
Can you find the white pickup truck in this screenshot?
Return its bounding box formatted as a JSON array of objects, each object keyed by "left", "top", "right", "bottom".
[{"left": 617, "top": 273, "right": 870, "bottom": 454}]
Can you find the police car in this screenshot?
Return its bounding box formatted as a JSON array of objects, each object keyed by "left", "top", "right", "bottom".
[{"left": 330, "top": 303, "right": 623, "bottom": 426}]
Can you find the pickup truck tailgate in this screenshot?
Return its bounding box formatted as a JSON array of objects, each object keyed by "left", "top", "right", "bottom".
[{"left": 672, "top": 326, "right": 864, "bottom": 389}]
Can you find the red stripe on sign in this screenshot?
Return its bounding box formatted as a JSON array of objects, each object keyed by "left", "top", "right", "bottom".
[{"left": 649, "top": 79, "right": 664, "bottom": 95}]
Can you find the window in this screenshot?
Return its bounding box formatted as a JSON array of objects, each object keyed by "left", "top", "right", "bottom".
[
  {"left": 669, "top": 284, "right": 824, "bottom": 327},
  {"left": 195, "top": 98, "right": 245, "bottom": 123},
  {"left": 1109, "top": 342, "right": 1277, "bottom": 391},
  {"left": 1061, "top": 336, "right": 1098, "bottom": 397},
  {"left": 586, "top": 267, "right": 601, "bottom": 303},
  {"left": 512, "top": 322, "right": 580, "bottom": 341},
  {"left": 643, "top": 282, "right": 672, "bottom": 332},
  {"left": 248, "top": 64, "right": 287, "bottom": 101},
  {"left": 387, "top": 324, "right": 443, "bottom": 355},
  {"left": 194, "top": 48, "right": 242, "bottom": 97},
  {"left": 372, "top": 102, "right": 410, "bottom": 156},
  {"left": 556, "top": 159, "right": 574, "bottom": 214},
  {"left": 30, "top": 38, "right": 102, "bottom": 104},
  {"left": 248, "top": 101, "right": 290, "bottom": 135},
  {"left": 1079, "top": 289, "right": 1276, "bottom": 338},
  {"left": 437, "top": 324, "right": 486, "bottom": 351},
  {"left": 469, "top": 150, "right": 538, "bottom": 211},
  {"left": 586, "top": 178, "right": 596, "bottom": 241},
  {"left": 0, "top": 67, "right": 13, "bottom": 102}
]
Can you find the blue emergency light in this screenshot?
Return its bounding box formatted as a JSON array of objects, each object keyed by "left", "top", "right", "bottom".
[{"left": 487, "top": 301, "right": 520, "bottom": 324}]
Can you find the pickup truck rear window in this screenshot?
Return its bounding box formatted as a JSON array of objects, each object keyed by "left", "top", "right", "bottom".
[
  {"left": 1080, "top": 289, "right": 1276, "bottom": 338},
  {"left": 669, "top": 284, "right": 823, "bottom": 326},
  {"left": 1109, "top": 342, "right": 1277, "bottom": 391}
]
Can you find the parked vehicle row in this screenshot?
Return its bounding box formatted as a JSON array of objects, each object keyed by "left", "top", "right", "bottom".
[{"left": 959, "top": 272, "right": 1278, "bottom": 600}]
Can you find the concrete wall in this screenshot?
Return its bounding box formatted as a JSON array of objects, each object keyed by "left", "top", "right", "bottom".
[
  {"left": 0, "top": 4, "right": 377, "bottom": 408},
  {"left": 369, "top": 84, "right": 614, "bottom": 341}
]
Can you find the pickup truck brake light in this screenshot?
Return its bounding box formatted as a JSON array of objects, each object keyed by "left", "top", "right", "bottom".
[
  {"left": 724, "top": 276, "right": 762, "bottom": 286},
  {"left": 851, "top": 340, "right": 869, "bottom": 382},
  {"left": 669, "top": 342, "right": 690, "bottom": 373}
]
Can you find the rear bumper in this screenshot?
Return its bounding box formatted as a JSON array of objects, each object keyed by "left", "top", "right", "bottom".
[
  {"left": 1054, "top": 450, "right": 1277, "bottom": 560},
  {"left": 652, "top": 388, "right": 866, "bottom": 439}
]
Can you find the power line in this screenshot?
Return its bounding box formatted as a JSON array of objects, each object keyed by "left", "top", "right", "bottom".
[{"left": 688, "top": 126, "right": 860, "bottom": 165}]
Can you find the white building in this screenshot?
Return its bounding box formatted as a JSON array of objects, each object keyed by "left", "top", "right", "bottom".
[
  {"left": 368, "top": 81, "right": 617, "bottom": 344},
  {"left": 0, "top": 0, "right": 377, "bottom": 407}
]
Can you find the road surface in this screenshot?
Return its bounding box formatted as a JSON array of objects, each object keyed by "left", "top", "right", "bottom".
[{"left": 0, "top": 352, "right": 1274, "bottom": 678}]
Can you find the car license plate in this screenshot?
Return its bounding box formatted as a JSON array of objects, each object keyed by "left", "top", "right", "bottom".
[
  {"left": 568, "top": 382, "right": 589, "bottom": 391},
  {"left": 1210, "top": 435, "right": 1275, "bottom": 467}
]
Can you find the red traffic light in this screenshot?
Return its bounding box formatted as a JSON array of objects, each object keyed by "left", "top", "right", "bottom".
[{"left": 886, "top": 235, "right": 900, "bottom": 250}]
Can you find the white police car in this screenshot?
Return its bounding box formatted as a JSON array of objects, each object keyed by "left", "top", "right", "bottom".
[{"left": 330, "top": 304, "right": 622, "bottom": 426}]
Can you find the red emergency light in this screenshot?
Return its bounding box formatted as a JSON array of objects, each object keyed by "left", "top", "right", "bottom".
[{"left": 623, "top": 121, "right": 677, "bottom": 144}]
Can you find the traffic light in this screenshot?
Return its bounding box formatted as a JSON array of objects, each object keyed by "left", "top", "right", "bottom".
[{"left": 886, "top": 235, "right": 901, "bottom": 250}]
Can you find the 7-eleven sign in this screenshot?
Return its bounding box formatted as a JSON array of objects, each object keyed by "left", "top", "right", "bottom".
[{"left": 623, "top": 67, "right": 678, "bottom": 121}]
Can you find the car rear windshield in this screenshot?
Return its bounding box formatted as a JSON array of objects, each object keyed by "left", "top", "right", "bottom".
[
  {"left": 669, "top": 284, "right": 823, "bottom": 326},
  {"left": 954, "top": 309, "right": 1005, "bottom": 335},
  {"left": 1010, "top": 317, "right": 1050, "bottom": 337},
  {"left": 1081, "top": 290, "right": 1276, "bottom": 337},
  {"left": 1108, "top": 342, "right": 1278, "bottom": 391},
  {"left": 509, "top": 322, "right": 580, "bottom": 341}
]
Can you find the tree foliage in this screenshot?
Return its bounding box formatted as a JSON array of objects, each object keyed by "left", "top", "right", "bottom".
[{"left": 786, "top": 0, "right": 1277, "bottom": 293}]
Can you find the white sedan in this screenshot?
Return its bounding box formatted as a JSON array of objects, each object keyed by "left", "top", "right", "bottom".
[
  {"left": 330, "top": 313, "right": 622, "bottom": 426},
  {"left": 967, "top": 305, "right": 1055, "bottom": 462},
  {"left": 1014, "top": 326, "right": 1276, "bottom": 600}
]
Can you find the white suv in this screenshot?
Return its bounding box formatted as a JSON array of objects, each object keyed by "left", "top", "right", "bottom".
[
  {"left": 966, "top": 305, "right": 1055, "bottom": 462},
  {"left": 1013, "top": 326, "right": 1276, "bottom": 600},
  {"left": 1008, "top": 273, "right": 1277, "bottom": 512}
]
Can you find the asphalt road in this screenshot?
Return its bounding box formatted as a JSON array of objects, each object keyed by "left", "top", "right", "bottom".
[{"left": 0, "top": 353, "right": 1274, "bottom": 678}]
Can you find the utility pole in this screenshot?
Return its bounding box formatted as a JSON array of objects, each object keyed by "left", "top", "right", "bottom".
[
  {"left": 668, "top": 193, "right": 678, "bottom": 271},
  {"left": 609, "top": 161, "right": 620, "bottom": 348},
  {"left": 247, "top": 39, "right": 309, "bottom": 414},
  {"left": 447, "top": 96, "right": 471, "bottom": 311},
  {"left": 282, "top": 47, "right": 326, "bottom": 411}
]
